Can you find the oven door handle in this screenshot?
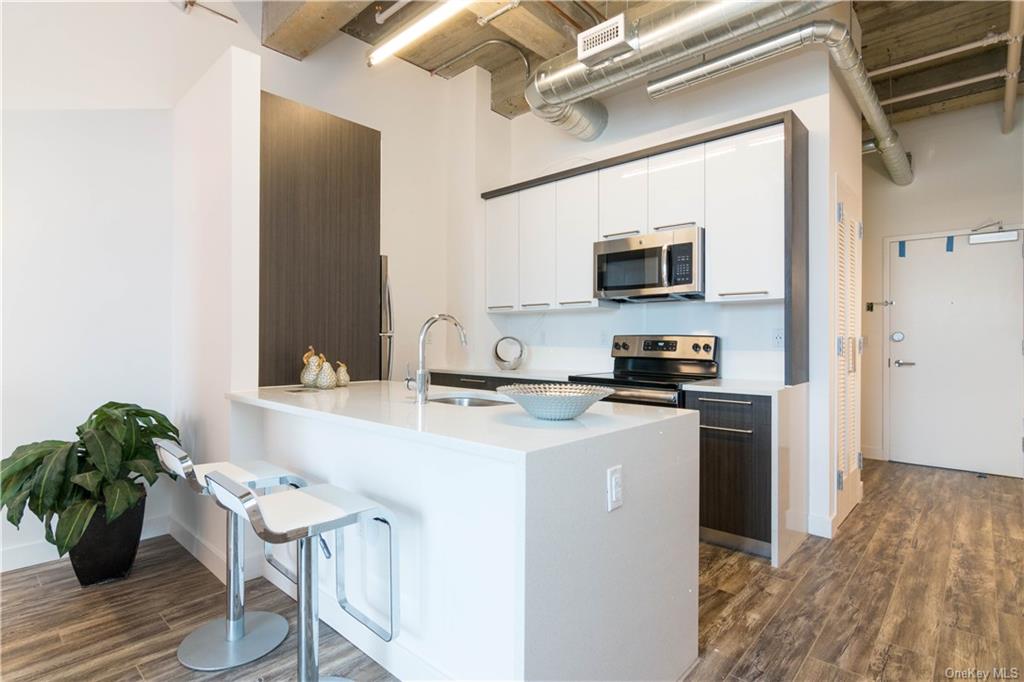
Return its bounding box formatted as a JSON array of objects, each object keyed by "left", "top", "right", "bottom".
[{"left": 610, "top": 387, "right": 680, "bottom": 406}]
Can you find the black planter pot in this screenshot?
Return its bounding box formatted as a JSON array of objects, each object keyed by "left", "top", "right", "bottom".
[{"left": 69, "top": 496, "right": 146, "bottom": 586}]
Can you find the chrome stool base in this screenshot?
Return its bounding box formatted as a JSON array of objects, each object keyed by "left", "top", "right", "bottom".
[{"left": 177, "top": 611, "right": 288, "bottom": 671}]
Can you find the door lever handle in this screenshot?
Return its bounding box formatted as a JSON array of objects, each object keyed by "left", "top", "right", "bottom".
[{"left": 893, "top": 360, "right": 916, "bottom": 367}]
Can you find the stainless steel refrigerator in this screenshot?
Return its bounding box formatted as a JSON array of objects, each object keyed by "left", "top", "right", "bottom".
[{"left": 380, "top": 255, "right": 394, "bottom": 381}]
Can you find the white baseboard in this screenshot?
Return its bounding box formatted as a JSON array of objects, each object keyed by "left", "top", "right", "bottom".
[
  {"left": 863, "top": 446, "right": 887, "bottom": 461},
  {"left": 1, "top": 514, "right": 169, "bottom": 573},
  {"left": 807, "top": 512, "right": 834, "bottom": 539},
  {"left": 167, "top": 515, "right": 264, "bottom": 583}
]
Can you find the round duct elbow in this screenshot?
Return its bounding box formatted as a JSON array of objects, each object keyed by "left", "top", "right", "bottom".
[{"left": 525, "top": 79, "right": 608, "bottom": 141}]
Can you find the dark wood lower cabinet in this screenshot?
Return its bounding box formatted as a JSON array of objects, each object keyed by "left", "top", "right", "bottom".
[{"left": 684, "top": 391, "right": 772, "bottom": 544}]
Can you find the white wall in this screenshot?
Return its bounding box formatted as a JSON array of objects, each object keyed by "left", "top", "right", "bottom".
[
  {"left": 1, "top": 1, "right": 457, "bottom": 568},
  {"left": 1, "top": 0, "right": 453, "bottom": 385},
  {"left": 861, "top": 102, "right": 1024, "bottom": 460},
  {"left": 167, "top": 46, "right": 262, "bottom": 568},
  {"left": 1, "top": 110, "right": 175, "bottom": 569}
]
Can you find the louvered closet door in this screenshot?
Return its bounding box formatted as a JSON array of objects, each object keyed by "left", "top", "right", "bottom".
[{"left": 834, "top": 180, "right": 863, "bottom": 527}]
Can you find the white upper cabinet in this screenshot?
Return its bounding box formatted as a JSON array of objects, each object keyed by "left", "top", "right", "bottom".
[
  {"left": 485, "top": 193, "right": 519, "bottom": 311},
  {"left": 518, "top": 185, "right": 558, "bottom": 310},
  {"left": 599, "top": 158, "right": 648, "bottom": 240},
  {"left": 555, "top": 173, "right": 600, "bottom": 306},
  {"left": 704, "top": 124, "right": 785, "bottom": 302},
  {"left": 648, "top": 144, "right": 705, "bottom": 231}
]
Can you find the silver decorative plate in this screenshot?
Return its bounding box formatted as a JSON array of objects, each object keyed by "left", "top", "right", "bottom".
[{"left": 496, "top": 383, "right": 614, "bottom": 421}]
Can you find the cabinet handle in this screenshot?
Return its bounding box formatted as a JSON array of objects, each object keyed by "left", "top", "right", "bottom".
[
  {"left": 698, "top": 397, "right": 752, "bottom": 406},
  {"left": 488, "top": 305, "right": 515, "bottom": 310},
  {"left": 602, "top": 229, "right": 641, "bottom": 239},
  {"left": 521, "top": 303, "right": 551, "bottom": 308},
  {"left": 559, "top": 300, "right": 592, "bottom": 306},
  {"left": 458, "top": 377, "right": 487, "bottom": 384},
  {"left": 718, "top": 290, "right": 769, "bottom": 297},
  {"left": 700, "top": 425, "right": 754, "bottom": 435},
  {"left": 653, "top": 222, "right": 698, "bottom": 231}
]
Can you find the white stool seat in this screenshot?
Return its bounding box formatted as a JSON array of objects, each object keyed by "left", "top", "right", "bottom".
[
  {"left": 194, "top": 460, "right": 301, "bottom": 492},
  {"left": 257, "top": 485, "right": 382, "bottom": 535}
]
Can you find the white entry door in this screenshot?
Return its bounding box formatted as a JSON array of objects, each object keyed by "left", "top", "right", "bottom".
[{"left": 886, "top": 231, "right": 1024, "bottom": 478}]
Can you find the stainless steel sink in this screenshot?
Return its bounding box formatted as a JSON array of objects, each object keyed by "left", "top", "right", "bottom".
[{"left": 429, "top": 396, "right": 508, "bottom": 407}]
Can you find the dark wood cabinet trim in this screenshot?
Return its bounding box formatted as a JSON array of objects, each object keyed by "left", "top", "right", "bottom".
[
  {"left": 480, "top": 111, "right": 799, "bottom": 199},
  {"left": 784, "top": 114, "right": 810, "bottom": 386}
]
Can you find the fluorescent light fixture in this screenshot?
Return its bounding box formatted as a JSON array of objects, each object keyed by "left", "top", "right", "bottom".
[
  {"left": 368, "top": 0, "right": 471, "bottom": 66},
  {"left": 969, "top": 230, "right": 1020, "bottom": 245}
]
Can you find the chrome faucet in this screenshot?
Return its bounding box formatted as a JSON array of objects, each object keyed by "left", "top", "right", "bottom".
[{"left": 407, "top": 314, "right": 468, "bottom": 404}]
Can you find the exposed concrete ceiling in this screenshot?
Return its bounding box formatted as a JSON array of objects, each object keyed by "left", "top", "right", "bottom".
[{"left": 260, "top": 0, "right": 1023, "bottom": 123}]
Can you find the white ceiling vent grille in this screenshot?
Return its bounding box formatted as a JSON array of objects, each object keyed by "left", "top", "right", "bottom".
[{"left": 577, "top": 14, "right": 633, "bottom": 67}]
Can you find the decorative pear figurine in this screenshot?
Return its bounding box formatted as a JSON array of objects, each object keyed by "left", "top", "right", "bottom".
[
  {"left": 334, "top": 361, "right": 350, "bottom": 387},
  {"left": 300, "top": 346, "right": 322, "bottom": 387},
  {"left": 315, "top": 353, "right": 338, "bottom": 389}
]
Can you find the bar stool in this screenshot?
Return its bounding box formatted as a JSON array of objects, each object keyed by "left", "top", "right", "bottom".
[
  {"left": 155, "top": 439, "right": 327, "bottom": 672},
  {"left": 205, "top": 471, "right": 399, "bottom": 682}
]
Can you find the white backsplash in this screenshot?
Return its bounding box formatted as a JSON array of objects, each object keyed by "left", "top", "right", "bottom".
[{"left": 456, "top": 300, "right": 786, "bottom": 381}]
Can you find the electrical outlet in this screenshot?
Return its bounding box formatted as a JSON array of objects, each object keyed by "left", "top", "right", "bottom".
[
  {"left": 606, "top": 465, "right": 623, "bottom": 511},
  {"left": 772, "top": 328, "right": 785, "bottom": 349}
]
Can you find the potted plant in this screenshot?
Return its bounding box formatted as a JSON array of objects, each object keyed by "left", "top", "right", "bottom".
[{"left": 0, "top": 402, "right": 179, "bottom": 585}]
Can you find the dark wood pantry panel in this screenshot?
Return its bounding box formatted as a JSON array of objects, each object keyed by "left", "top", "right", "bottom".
[{"left": 259, "top": 91, "right": 381, "bottom": 386}]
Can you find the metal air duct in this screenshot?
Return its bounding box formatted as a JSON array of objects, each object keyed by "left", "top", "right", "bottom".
[
  {"left": 524, "top": 0, "right": 834, "bottom": 141},
  {"left": 647, "top": 20, "right": 914, "bottom": 185}
]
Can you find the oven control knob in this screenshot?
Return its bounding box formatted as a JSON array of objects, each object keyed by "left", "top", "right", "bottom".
[
  {"left": 613, "top": 342, "right": 622, "bottom": 350},
  {"left": 703, "top": 343, "right": 713, "bottom": 353},
  {"left": 621, "top": 342, "right": 630, "bottom": 351},
  {"left": 692, "top": 343, "right": 701, "bottom": 353}
]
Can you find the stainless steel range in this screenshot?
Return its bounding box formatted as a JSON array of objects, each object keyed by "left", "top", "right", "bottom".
[{"left": 569, "top": 334, "right": 719, "bottom": 407}]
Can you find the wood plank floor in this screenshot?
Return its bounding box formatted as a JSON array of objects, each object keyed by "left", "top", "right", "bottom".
[
  {"left": 1, "top": 461, "right": 1021, "bottom": 681},
  {"left": 690, "top": 460, "right": 1024, "bottom": 682}
]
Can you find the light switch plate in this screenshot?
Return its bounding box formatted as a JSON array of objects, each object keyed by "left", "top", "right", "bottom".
[{"left": 606, "top": 465, "right": 623, "bottom": 511}]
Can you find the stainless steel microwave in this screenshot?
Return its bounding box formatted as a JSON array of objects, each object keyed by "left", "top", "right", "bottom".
[{"left": 594, "top": 225, "right": 705, "bottom": 302}]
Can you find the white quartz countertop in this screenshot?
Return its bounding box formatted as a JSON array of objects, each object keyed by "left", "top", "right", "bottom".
[
  {"left": 430, "top": 366, "right": 599, "bottom": 382},
  {"left": 228, "top": 381, "right": 693, "bottom": 456},
  {"left": 682, "top": 379, "right": 786, "bottom": 397}
]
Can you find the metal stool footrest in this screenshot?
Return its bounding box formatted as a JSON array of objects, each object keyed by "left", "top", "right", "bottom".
[{"left": 334, "top": 510, "right": 400, "bottom": 642}]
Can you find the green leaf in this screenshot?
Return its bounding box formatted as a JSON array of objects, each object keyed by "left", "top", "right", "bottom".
[
  {"left": 55, "top": 500, "right": 98, "bottom": 556},
  {"left": 29, "top": 442, "right": 73, "bottom": 518},
  {"left": 103, "top": 480, "right": 143, "bottom": 522},
  {"left": 43, "top": 511, "right": 56, "bottom": 545},
  {"left": 122, "top": 415, "right": 142, "bottom": 459},
  {"left": 1, "top": 466, "right": 35, "bottom": 508},
  {"left": 133, "top": 409, "right": 179, "bottom": 439},
  {"left": 71, "top": 469, "right": 105, "bottom": 494},
  {"left": 5, "top": 488, "right": 31, "bottom": 528},
  {"left": 58, "top": 443, "right": 80, "bottom": 504},
  {"left": 124, "top": 459, "right": 160, "bottom": 486},
  {"left": 82, "top": 429, "right": 122, "bottom": 482},
  {"left": 1, "top": 441, "right": 65, "bottom": 481}
]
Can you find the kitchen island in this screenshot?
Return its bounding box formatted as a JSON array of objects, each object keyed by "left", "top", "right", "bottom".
[{"left": 227, "top": 381, "right": 698, "bottom": 681}]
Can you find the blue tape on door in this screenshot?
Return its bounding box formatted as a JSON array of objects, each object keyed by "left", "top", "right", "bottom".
[
  {"left": 898, "top": 240, "right": 906, "bottom": 257},
  {"left": 946, "top": 236, "right": 954, "bottom": 252}
]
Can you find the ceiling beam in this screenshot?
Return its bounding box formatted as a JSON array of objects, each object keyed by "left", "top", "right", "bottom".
[
  {"left": 262, "top": 1, "right": 372, "bottom": 60},
  {"left": 885, "top": 86, "right": 1019, "bottom": 124},
  {"left": 466, "top": 2, "right": 577, "bottom": 59}
]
